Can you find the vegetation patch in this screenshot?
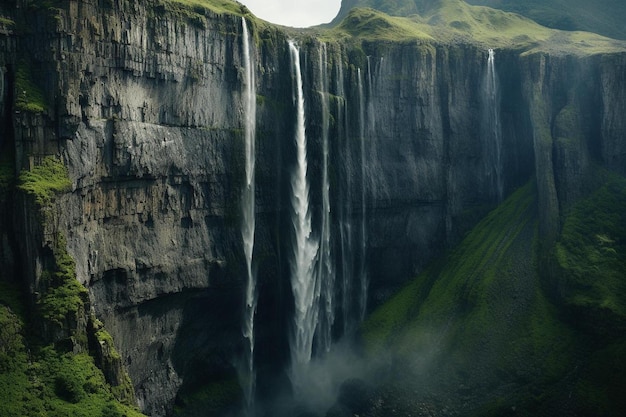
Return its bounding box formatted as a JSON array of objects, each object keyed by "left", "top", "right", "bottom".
[
  {"left": 173, "top": 376, "right": 241, "bottom": 417},
  {"left": 15, "top": 62, "right": 47, "bottom": 113},
  {"left": 18, "top": 156, "right": 71, "bottom": 208},
  {"left": 554, "top": 172, "right": 626, "bottom": 322},
  {"left": 325, "top": 0, "right": 626, "bottom": 55},
  {"left": 0, "top": 278, "right": 145, "bottom": 416},
  {"left": 165, "top": 0, "right": 243, "bottom": 15},
  {"left": 361, "top": 181, "right": 579, "bottom": 412}
]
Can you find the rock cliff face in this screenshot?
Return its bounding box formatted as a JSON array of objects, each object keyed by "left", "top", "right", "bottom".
[{"left": 1, "top": 0, "right": 625, "bottom": 415}]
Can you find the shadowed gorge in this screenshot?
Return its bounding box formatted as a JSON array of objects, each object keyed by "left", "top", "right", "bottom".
[{"left": 0, "top": 0, "right": 625, "bottom": 416}]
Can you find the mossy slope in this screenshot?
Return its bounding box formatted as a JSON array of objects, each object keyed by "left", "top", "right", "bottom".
[{"left": 361, "top": 176, "right": 626, "bottom": 415}]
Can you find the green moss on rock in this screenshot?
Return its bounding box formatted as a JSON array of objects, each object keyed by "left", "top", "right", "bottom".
[
  {"left": 18, "top": 156, "right": 71, "bottom": 209},
  {"left": 15, "top": 62, "right": 47, "bottom": 113},
  {"left": 0, "top": 279, "right": 145, "bottom": 416},
  {"left": 554, "top": 172, "right": 626, "bottom": 323}
]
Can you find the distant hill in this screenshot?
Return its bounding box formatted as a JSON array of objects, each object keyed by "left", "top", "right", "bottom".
[
  {"left": 466, "top": 0, "right": 626, "bottom": 40},
  {"left": 333, "top": 0, "right": 626, "bottom": 40},
  {"left": 331, "top": 0, "right": 435, "bottom": 24}
]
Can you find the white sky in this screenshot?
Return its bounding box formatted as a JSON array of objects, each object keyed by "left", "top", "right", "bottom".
[{"left": 239, "top": 0, "right": 342, "bottom": 28}]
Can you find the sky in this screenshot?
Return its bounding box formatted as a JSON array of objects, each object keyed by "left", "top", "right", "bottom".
[{"left": 238, "top": 0, "right": 342, "bottom": 28}]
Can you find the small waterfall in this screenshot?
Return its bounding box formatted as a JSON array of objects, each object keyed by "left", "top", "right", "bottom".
[
  {"left": 357, "top": 68, "right": 368, "bottom": 322},
  {"left": 483, "top": 48, "right": 504, "bottom": 201},
  {"left": 288, "top": 40, "right": 320, "bottom": 396},
  {"left": 240, "top": 16, "right": 257, "bottom": 415},
  {"left": 316, "top": 43, "right": 334, "bottom": 355}
]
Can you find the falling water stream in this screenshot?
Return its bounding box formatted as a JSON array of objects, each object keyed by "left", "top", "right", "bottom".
[
  {"left": 337, "top": 62, "right": 354, "bottom": 337},
  {"left": 484, "top": 48, "right": 503, "bottom": 201},
  {"left": 357, "top": 67, "right": 368, "bottom": 322},
  {"left": 316, "top": 43, "right": 335, "bottom": 355},
  {"left": 288, "top": 40, "right": 320, "bottom": 397},
  {"left": 240, "top": 16, "right": 257, "bottom": 415}
]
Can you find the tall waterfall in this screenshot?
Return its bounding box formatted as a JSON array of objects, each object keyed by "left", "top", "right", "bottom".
[
  {"left": 316, "top": 43, "right": 334, "bottom": 355},
  {"left": 357, "top": 68, "right": 368, "bottom": 322},
  {"left": 240, "top": 16, "right": 257, "bottom": 415},
  {"left": 483, "top": 48, "right": 503, "bottom": 201},
  {"left": 337, "top": 62, "right": 354, "bottom": 336},
  {"left": 288, "top": 41, "right": 320, "bottom": 395}
]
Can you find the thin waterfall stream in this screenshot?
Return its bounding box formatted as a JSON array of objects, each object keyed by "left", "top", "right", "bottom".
[
  {"left": 484, "top": 48, "right": 503, "bottom": 201},
  {"left": 240, "top": 16, "right": 257, "bottom": 415}
]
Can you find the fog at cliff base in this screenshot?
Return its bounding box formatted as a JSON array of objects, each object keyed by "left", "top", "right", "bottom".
[{"left": 238, "top": 0, "right": 341, "bottom": 27}]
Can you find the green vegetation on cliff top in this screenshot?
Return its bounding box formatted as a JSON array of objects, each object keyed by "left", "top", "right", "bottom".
[
  {"left": 466, "top": 0, "right": 626, "bottom": 41},
  {"left": 327, "top": 1, "right": 626, "bottom": 55},
  {"left": 165, "top": 0, "right": 241, "bottom": 15}
]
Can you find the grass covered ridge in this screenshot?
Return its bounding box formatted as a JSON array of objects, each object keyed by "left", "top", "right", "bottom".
[{"left": 327, "top": 0, "right": 626, "bottom": 55}]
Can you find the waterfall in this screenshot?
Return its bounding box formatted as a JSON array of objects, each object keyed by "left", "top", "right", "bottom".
[
  {"left": 240, "top": 16, "right": 257, "bottom": 415},
  {"left": 288, "top": 40, "right": 320, "bottom": 396},
  {"left": 336, "top": 62, "right": 354, "bottom": 336},
  {"left": 357, "top": 68, "right": 368, "bottom": 322},
  {"left": 316, "top": 43, "right": 334, "bottom": 355},
  {"left": 484, "top": 48, "right": 503, "bottom": 201}
]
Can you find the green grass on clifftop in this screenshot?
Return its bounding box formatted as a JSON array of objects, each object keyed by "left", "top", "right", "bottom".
[
  {"left": 165, "top": 0, "right": 241, "bottom": 15},
  {"left": 327, "top": 0, "right": 626, "bottom": 55}
]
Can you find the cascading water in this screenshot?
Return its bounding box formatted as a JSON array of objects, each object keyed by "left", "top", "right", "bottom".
[
  {"left": 316, "top": 43, "right": 335, "bottom": 355},
  {"left": 483, "top": 48, "right": 504, "bottom": 201},
  {"left": 240, "top": 16, "right": 257, "bottom": 415},
  {"left": 336, "top": 62, "right": 354, "bottom": 336},
  {"left": 288, "top": 40, "right": 320, "bottom": 396},
  {"left": 357, "top": 68, "right": 368, "bottom": 322}
]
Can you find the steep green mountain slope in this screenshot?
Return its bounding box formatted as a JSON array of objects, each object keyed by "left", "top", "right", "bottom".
[
  {"left": 466, "top": 0, "right": 626, "bottom": 40},
  {"left": 359, "top": 175, "right": 626, "bottom": 415},
  {"left": 326, "top": 0, "right": 625, "bottom": 55},
  {"left": 334, "top": 0, "right": 626, "bottom": 41}
]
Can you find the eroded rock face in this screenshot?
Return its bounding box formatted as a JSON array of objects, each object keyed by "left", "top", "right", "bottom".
[{"left": 2, "top": 0, "right": 625, "bottom": 415}]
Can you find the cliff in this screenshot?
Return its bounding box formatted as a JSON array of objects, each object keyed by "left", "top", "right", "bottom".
[{"left": 0, "top": 0, "right": 624, "bottom": 416}]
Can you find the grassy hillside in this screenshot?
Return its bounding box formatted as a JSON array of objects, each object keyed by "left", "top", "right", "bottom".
[
  {"left": 466, "top": 0, "right": 626, "bottom": 40},
  {"left": 360, "top": 176, "right": 626, "bottom": 415},
  {"left": 326, "top": 0, "right": 626, "bottom": 55}
]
